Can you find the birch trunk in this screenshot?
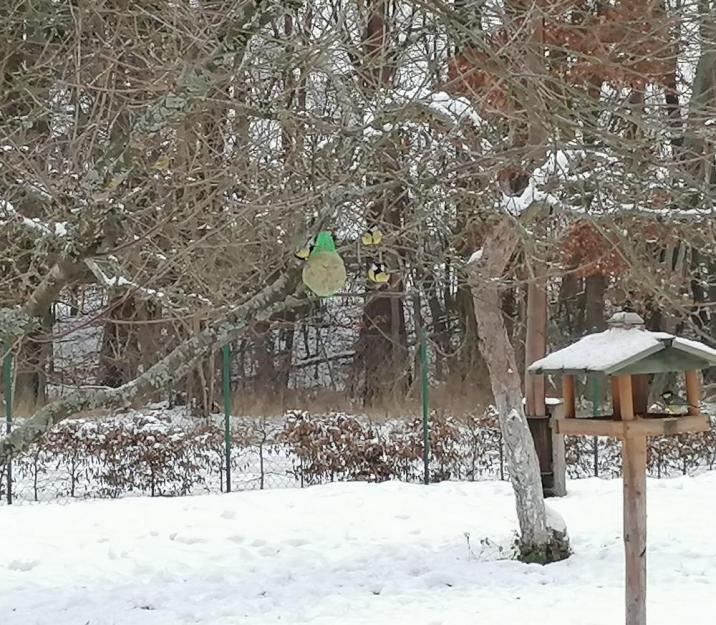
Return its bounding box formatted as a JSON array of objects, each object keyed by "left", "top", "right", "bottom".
[{"left": 468, "top": 219, "right": 569, "bottom": 563}]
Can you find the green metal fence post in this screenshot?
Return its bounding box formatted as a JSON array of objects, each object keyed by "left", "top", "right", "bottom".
[
  {"left": 591, "top": 375, "right": 601, "bottom": 477},
  {"left": 420, "top": 328, "right": 430, "bottom": 485},
  {"left": 222, "top": 345, "right": 232, "bottom": 493},
  {"left": 3, "top": 342, "right": 12, "bottom": 504}
]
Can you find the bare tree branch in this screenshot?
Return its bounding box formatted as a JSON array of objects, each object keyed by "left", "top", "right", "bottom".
[{"left": 0, "top": 267, "right": 304, "bottom": 462}]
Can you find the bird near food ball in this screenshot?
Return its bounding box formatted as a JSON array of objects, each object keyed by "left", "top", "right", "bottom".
[
  {"left": 301, "top": 231, "right": 347, "bottom": 297},
  {"left": 294, "top": 235, "right": 315, "bottom": 261},
  {"left": 367, "top": 261, "right": 390, "bottom": 284},
  {"left": 361, "top": 226, "right": 383, "bottom": 246}
]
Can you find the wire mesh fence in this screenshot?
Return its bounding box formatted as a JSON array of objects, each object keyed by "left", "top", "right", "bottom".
[
  {"left": 1, "top": 407, "right": 715, "bottom": 504},
  {"left": 0, "top": 408, "right": 501, "bottom": 503}
]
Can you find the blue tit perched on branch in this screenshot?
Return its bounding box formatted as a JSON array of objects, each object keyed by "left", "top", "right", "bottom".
[
  {"left": 361, "top": 227, "right": 383, "bottom": 246},
  {"left": 367, "top": 262, "right": 390, "bottom": 284}
]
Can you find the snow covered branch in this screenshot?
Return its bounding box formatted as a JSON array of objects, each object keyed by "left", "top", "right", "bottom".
[{"left": 0, "top": 199, "right": 68, "bottom": 238}]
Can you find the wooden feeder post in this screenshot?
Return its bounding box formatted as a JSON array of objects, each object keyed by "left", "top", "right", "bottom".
[
  {"left": 527, "top": 311, "right": 716, "bottom": 625},
  {"left": 685, "top": 370, "right": 700, "bottom": 415},
  {"left": 618, "top": 374, "right": 647, "bottom": 625}
]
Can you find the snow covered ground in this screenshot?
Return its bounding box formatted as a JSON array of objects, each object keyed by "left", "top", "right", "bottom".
[{"left": 2, "top": 474, "right": 715, "bottom": 625}]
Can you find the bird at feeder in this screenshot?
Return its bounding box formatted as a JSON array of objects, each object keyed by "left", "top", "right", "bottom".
[
  {"left": 660, "top": 389, "right": 687, "bottom": 414},
  {"left": 367, "top": 262, "right": 390, "bottom": 284},
  {"left": 361, "top": 227, "right": 383, "bottom": 246},
  {"left": 300, "top": 231, "right": 347, "bottom": 297},
  {"left": 294, "top": 235, "right": 316, "bottom": 261}
]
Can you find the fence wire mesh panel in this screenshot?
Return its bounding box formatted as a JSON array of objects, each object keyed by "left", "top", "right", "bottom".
[{"left": 1, "top": 406, "right": 715, "bottom": 505}]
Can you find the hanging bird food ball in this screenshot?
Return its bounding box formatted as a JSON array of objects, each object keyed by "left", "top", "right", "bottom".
[{"left": 301, "top": 231, "right": 347, "bottom": 297}]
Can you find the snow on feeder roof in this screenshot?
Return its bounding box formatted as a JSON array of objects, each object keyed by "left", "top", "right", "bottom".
[{"left": 528, "top": 311, "right": 716, "bottom": 376}]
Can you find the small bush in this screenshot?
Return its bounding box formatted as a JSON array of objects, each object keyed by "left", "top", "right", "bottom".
[{"left": 14, "top": 415, "right": 225, "bottom": 499}]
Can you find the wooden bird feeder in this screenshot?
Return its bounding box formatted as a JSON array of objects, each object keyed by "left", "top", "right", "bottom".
[{"left": 528, "top": 311, "right": 716, "bottom": 625}]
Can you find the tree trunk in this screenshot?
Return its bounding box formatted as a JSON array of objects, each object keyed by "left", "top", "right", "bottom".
[
  {"left": 451, "top": 283, "right": 490, "bottom": 394},
  {"left": 98, "top": 295, "right": 140, "bottom": 388},
  {"left": 14, "top": 305, "right": 52, "bottom": 411},
  {"left": 557, "top": 271, "right": 582, "bottom": 337},
  {"left": 252, "top": 320, "right": 276, "bottom": 392},
  {"left": 525, "top": 265, "right": 547, "bottom": 416},
  {"left": 584, "top": 273, "right": 606, "bottom": 332},
  {"left": 359, "top": 285, "right": 407, "bottom": 406},
  {"left": 469, "top": 219, "right": 569, "bottom": 563},
  {"left": 357, "top": 2, "right": 408, "bottom": 407}
]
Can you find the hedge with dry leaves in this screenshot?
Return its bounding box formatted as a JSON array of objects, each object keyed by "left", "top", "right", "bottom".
[{"left": 1, "top": 410, "right": 714, "bottom": 503}]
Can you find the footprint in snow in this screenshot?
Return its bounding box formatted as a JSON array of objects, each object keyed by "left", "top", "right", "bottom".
[
  {"left": 169, "top": 533, "right": 207, "bottom": 545},
  {"left": 8, "top": 560, "right": 39, "bottom": 572},
  {"left": 259, "top": 545, "right": 280, "bottom": 557}
]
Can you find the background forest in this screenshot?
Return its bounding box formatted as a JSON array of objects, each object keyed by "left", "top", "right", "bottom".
[{"left": 1, "top": 0, "right": 714, "bottom": 421}]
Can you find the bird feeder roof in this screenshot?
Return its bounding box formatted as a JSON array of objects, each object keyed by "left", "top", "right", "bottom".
[{"left": 528, "top": 312, "right": 716, "bottom": 376}]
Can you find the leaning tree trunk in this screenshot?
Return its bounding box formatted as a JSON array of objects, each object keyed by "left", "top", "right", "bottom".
[{"left": 468, "top": 219, "right": 569, "bottom": 563}]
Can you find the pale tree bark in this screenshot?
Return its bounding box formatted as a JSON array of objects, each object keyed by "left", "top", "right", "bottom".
[
  {"left": 468, "top": 218, "right": 570, "bottom": 563},
  {"left": 465, "top": 0, "right": 568, "bottom": 561}
]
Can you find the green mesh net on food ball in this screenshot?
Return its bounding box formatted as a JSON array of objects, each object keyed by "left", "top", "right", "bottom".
[{"left": 301, "top": 231, "right": 347, "bottom": 297}]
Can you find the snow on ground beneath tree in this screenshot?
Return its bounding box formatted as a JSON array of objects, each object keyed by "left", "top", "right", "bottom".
[
  {"left": 2, "top": 473, "right": 716, "bottom": 625},
  {"left": 50, "top": 304, "right": 105, "bottom": 391}
]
